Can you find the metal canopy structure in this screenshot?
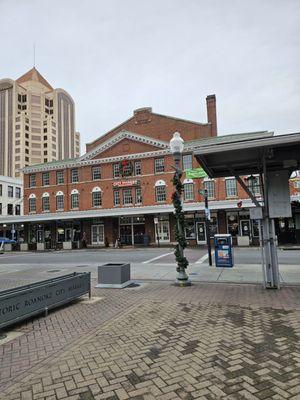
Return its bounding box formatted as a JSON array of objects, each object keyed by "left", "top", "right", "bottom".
[{"left": 193, "top": 131, "right": 300, "bottom": 289}]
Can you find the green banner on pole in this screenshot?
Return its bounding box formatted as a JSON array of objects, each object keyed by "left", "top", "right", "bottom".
[{"left": 185, "top": 168, "right": 208, "bottom": 179}]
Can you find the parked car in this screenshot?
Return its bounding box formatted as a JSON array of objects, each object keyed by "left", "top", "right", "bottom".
[{"left": 0, "top": 237, "right": 17, "bottom": 244}]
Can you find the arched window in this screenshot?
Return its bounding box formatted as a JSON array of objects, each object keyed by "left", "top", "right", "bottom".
[
  {"left": 42, "top": 192, "right": 50, "bottom": 212},
  {"left": 28, "top": 194, "right": 36, "bottom": 213},
  {"left": 155, "top": 180, "right": 166, "bottom": 203},
  {"left": 71, "top": 189, "right": 79, "bottom": 209},
  {"left": 56, "top": 191, "right": 64, "bottom": 211},
  {"left": 183, "top": 178, "right": 194, "bottom": 201},
  {"left": 92, "top": 187, "right": 102, "bottom": 207}
]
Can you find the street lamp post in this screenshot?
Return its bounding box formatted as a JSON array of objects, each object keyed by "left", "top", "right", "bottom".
[
  {"left": 170, "top": 132, "right": 191, "bottom": 286},
  {"left": 199, "top": 189, "right": 213, "bottom": 266}
]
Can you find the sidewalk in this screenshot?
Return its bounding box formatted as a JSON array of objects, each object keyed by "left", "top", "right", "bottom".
[{"left": 0, "top": 280, "right": 300, "bottom": 400}]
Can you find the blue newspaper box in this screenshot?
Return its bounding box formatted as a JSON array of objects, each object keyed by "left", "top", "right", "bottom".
[{"left": 214, "top": 234, "right": 234, "bottom": 267}]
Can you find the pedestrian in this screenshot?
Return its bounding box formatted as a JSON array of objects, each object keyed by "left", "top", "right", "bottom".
[{"left": 82, "top": 231, "right": 87, "bottom": 248}]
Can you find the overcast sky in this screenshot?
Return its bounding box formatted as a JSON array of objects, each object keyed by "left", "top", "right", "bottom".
[{"left": 1, "top": 0, "right": 299, "bottom": 152}]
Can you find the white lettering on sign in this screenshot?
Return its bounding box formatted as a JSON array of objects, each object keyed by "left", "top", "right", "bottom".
[{"left": 113, "top": 180, "right": 140, "bottom": 187}]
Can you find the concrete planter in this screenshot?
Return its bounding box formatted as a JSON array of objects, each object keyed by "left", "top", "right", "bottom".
[
  {"left": 96, "top": 263, "right": 131, "bottom": 288},
  {"left": 63, "top": 241, "right": 72, "bottom": 250},
  {"left": 36, "top": 242, "right": 45, "bottom": 251},
  {"left": 20, "top": 243, "right": 28, "bottom": 251},
  {"left": 4, "top": 243, "right": 12, "bottom": 251},
  {"left": 237, "top": 236, "right": 250, "bottom": 246}
]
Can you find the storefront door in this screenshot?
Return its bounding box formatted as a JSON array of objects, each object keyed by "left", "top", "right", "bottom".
[
  {"left": 196, "top": 222, "right": 206, "bottom": 244},
  {"left": 91, "top": 225, "right": 104, "bottom": 245},
  {"left": 120, "top": 225, "right": 132, "bottom": 245},
  {"left": 157, "top": 221, "right": 170, "bottom": 243},
  {"left": 240, "top": 220, "right": 251, "bottom": 237}
]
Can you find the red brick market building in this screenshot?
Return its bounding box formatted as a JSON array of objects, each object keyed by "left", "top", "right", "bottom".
[{"left": 2, "top": 95, "right": 300, "bottom": 248}]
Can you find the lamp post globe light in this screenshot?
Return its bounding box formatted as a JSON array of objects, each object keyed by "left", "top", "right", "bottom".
[{"left": 170, "top": 132, "right": 191, "bottom": 286}]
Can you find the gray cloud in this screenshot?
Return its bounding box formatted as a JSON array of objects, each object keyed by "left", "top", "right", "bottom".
[{"left": 1, "top": 0, "right": 299, "bottom": 152}]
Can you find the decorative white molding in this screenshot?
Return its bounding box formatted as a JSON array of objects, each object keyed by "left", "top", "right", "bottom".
[{"left": 79, "top": 130, "right": 170, "bottom": 161}]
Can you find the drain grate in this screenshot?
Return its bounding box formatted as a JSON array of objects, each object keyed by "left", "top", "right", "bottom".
[{"left": 47, "top": 269, "right": 61, "bottom": 273}]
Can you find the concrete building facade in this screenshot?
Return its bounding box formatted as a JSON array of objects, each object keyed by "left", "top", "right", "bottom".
[
  {"left": 0, "top": 175, "right": 23, "bottom": 239},
  {"left": 0, "top": 68, "right": 80, "bottom": 178}
]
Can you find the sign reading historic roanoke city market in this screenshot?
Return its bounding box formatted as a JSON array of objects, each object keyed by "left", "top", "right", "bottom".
[{"left": 113, "top": 180, "right": 140, "bottom": 187}]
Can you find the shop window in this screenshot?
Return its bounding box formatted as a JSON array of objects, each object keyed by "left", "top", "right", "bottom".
[
  {"left": 71, "top": 169, "right": 79, "bottom": 183},
  {"left": 113, "top": 190, "right": 120, "bottom": 206},
  {"left": 123, "top": 189, "right": 133, "bottom": 205},
  {"left": 29, "top": 197, "right": 36, "bottom": 212},
  {"left": 182, "top": 154, "right": 193, "bottom": 171},
  {"left": 42, "top": 196, "right": 50, "bottom": 212},
  {"left": 15, "top": 187, "right": 21, "bottom": 198},
  {"left": 42, "top": 172, "right": 50, "bottom": 186},
  {"left": 56, "top": 194, "right": 64, "bottom": 210},
  {"left": 155, "top": 185, "right": 166, "bottom": 202},
  {"left": 92, "top": 191, "right": 102, "bottom": 207},
  {"left": 56, "top": 170, "right": 64, "bottom": 184},
  {"left": 184, "top": 183, "right": 194, "bottom": 201},
  {"left": 185, "top": 220, "right": 196, "bottom": 239},
  {"left": 227, "top": 213, "right": 239, "bottom": 236},
  {"left": 29, "top": 174, "right": 36, "bottom": 188},
  {"left": 71, "top": 192, "right": 79, "bottom": 209},
  {"left": 135, "top": 188, "right": 142, "bottom": 204},
  {"left": 225, "top": 178, "right": 237, "bottom": 197},
  {"left": 155, "top": 158, "right": 165, "bottom": 173},
  {"left": 113, "top": 163, "right": 120, "bottom": 178},
  {"left": 134, "top": 160, "right": 142, "bottom": 176},
  {"left": 204, "top": 180, "right": 215, "bottom": 199},
  {"left": 8, "top": 186, "right": 13, "bottom": 198},
  {"left": 92, "top": 166, "right": 101, "bottom": 180}
]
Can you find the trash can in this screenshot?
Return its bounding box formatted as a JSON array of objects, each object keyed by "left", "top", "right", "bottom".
[
  {"left": 143, "top": 235, "right": 150, "bottom": 246},
  {"left": 214, "top": 234, "right": 234, "bottom": 267}
]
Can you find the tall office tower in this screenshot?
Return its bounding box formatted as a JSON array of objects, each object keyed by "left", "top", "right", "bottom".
[{"left": 0, "top": 68, "right": 81, "bottom": 177}]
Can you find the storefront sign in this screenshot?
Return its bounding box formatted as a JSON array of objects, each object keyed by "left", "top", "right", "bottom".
[
  {"left": 0, "top": 273, "right": 91, "bottom": 330},
  {"left": 186, "top": 168, "right": 208, "bottom": 179},
  {"left": 113, "top": 180, "right": 140, "bottom": 187}
]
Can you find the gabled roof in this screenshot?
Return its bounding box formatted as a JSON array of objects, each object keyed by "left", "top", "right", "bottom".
[
  {"left": 80, "top": 130, "right": 170, "bottom": 161},
  {"left": 17, "top": 67, "right": 53, "bottom": 90}
]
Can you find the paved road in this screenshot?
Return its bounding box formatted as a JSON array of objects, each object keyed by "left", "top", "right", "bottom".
[{"left": 1, "top": 247, "right": 300, "bottom": 265}]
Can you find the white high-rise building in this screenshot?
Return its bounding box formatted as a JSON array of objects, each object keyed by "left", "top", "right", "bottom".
[{"left": 0, "top": 67, "right": 80, "bottom": 177}]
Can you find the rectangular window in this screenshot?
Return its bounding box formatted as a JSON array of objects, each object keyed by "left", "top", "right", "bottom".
[
  {"left": 123, "top": 189, "right": 133, "bottom": 205},
  {"left": 7, "top": 204, "right": 13, "bottom": 215},
  {"left": 225, "top": 178, "right": 237, "bottom": 197},
  {"left": 92, "top": 166, "right": 101, "bottom": 180},
  {"left": 155, "top": 158, "right": 165, "bottom": 173},
  {"left": 29, "top": 174, "right": 36, "bottom": 188},
  {"left": 227, "top": 213, "right": 239, "bottom": 236},
  {"left": 113, "top": 163, "right": 120, "bottom": 178},
  {"left": 8, "top": 186, "right": 13, "bottom": 197},
  {"left": 135, "top": 188, "right": 142, "bottom": 204},
  {"left": 71, "top": 193, "right": 79, "bottom": 209},
  {"left": 42, "top": 172, "right": 50, "bottom": 186},
  {"left": 184, "top": 183, "right": 194, "bottom": 201},
  {"left": 71, "top": 169, "right": 78, "bottom": 183},
  {"left": 182, "top": 154, "right": 193, "bottom": 171},
  {"left": 185, "top": 220, "right": 196, "bottom": 239},
  {"left": 56, "top": 195, "right": 64, "bottom": 211},
  {"left": 0, "top": 203, "right": 2, "bottom": 214},
  {"left": 0, "top": 184, "right": 2, "bottom": 196},
  {"left": 113, "top": 190, "right": 120, "bottom": 206},
  {"left": 247, "top": 176, "right": 261, "bottom": 195},
  {"left": 92, "top": 191, "right": 102, "bottom": 207},
  {"left": 204, "top": 180, "right": 215, "bottom": 199},
  {"left": 42, "top": 196, "right": 50, "bottom": 212},
  {"left": 56, "top": 171, "right": 64, "bottom": 184},
  {"left": 155, "top": 185, "right": 166, "bottom": 202},
  {"left": 29, "top": 198, "right": 36, "bottom": 212},
  {"left": 15, "top": 187, "right": 21, "bottom": 198},
  {"left": 134, "top": 161, "right": 142, "bottom": 176}
]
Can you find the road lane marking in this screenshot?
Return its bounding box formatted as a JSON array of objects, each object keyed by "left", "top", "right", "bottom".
[
  {"left": 142, "top": 251, "right": 174, "bottom": 264},
  {"left": 195, "top": 251, "right": 214, "bottom": 264}
]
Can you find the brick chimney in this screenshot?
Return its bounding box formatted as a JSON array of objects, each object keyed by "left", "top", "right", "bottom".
[{"left": 206, "top": 95, "right": 217, "bottom": 136}]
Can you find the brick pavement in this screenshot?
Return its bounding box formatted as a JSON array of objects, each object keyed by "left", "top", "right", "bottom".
[{"left": 0, "top": 282, "right": 300, "bottom": 399}]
